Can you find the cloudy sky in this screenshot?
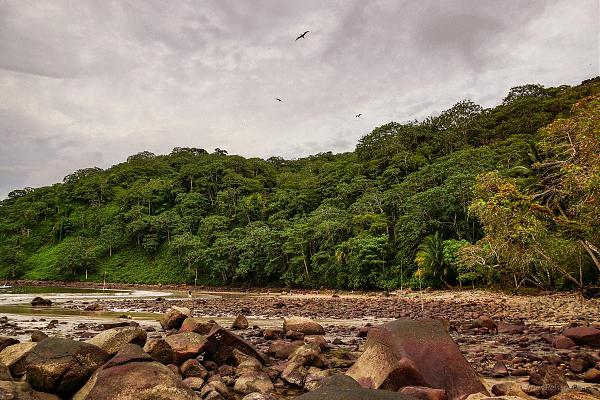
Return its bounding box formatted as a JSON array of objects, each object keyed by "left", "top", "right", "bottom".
[{"left": 0, "top": 0, "right": 598, "bottom": 198}]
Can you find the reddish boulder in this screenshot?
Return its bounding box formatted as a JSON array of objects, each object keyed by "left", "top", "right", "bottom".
[
  {"left": 263, "top": 328, "right": 284, "bottom": 340},
  {"left": 180, "top": 358, "right": 208, "bottom": 379},
  {"left": 205, "top": 326, "right": 266, "bottom": 364},
  {"left": 164, "top": 332, "right": 208, "bottom": 364},
  {"left": 159, "top": 306, "right": 192, "bottom": 330},
  {"left": 357, "top": 326, "right": 370, "bottom": 338},
  {"left": 553, "top": 335, "right": 577, "bottom": 349},
  {"left": 179, "top": 317, "right": 217, "bottom": 335},
  {"left": 526, "top": 365, "right": 568, "bottom": 398},
  {"left": 563, "top": 326, "right": 600, "bottom": 347},
  {"left": 491, "top": 361, "right": 509, "bottom": 377},
  {"left": 25, "top": 338, "right": 109, "bottom": 397},
  {"left": 72, "top": 345, "right": 195, "bottom": 400},
  {"left": 583, "top": 368, "right": 600, "bottom": 383},
  {"left": 286, "top": 330, "right": 305, "bottom": 340},
  {"left": 491, "top": 382, "right": 534, "bottom": 399},
  {"left": 267, "top": 340, "right": 303, "bottom": 359},
  {"left": 232, "top": 314, "right": 249, "bottom": 330},
  {"left": 295, "top": 375, "right": 418, "bottom": 400},
  {"left": 472, "top": 316, "right": 497, "bottom": 332},
  {"left": 497, "top": 321, "right": 525, "bottom": 334},
  {"left": 143, "top": 338, "right": 175, "bottom": 365},
  {"left": 399, "top": 386, "right": 447, "bottom": 400},
  {"left": 346, "top": 319, "right": 488, "bottom": 400},
  {"left": 283, "top": 317, "right": 325, "bottom": 336}
]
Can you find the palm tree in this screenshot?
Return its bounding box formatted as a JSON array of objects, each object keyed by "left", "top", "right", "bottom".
[{"left": 415, "top": 232, "right": 452, "bottom": 288}]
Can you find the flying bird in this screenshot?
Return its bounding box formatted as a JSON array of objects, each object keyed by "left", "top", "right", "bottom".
[
  {"left": 355, "top": 113, "right": 362, "bottom": 118},
  {"left": 275, "top": 98, "right": 282, "bottom": 102},
  {"left": 295, "top": 31, "right": 310, "bottom": 41}
]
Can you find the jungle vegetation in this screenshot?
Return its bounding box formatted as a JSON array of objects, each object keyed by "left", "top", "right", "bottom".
[{"left": 1, "top": 78, "right": 598, "bottom": 290}]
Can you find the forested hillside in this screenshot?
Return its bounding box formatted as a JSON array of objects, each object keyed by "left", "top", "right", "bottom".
[{"left": 1, "top": 78, "right": 598, "bottom": 290}]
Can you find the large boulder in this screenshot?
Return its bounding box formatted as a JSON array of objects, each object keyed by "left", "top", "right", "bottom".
[
  {"left": 72, "top": 344, "right": 196, "bottom": 400},
  {"left": 179, "top": 317, "right": 218, "bottom": 335},
  {"left": 0, "top": 337, "right": 19, "bottom": 352},
  {"left": 232, "top": 314, "right": 249, "bottom": 330},
  {"left": 399, "top": 386, "right": 447, "bottom": 400},
  {"left": 0, "top": 362, "right": 11, "bottom": 380},
  {"left": 234, "top": 371, "right": 274, "bottom": 395},
  {"left": 0, "top": 342, "right": 37, "bottom": 377},
  {"left": 283, "top": 317, "right": 325, "bottom": 336},
  {"left": 281, "top": 360, "right": 308, "bottom": 387},
  {"left": 30, "top": 297, "right": 52, "bottom": 307},
  {"left": 562, "top": 326, "right": 600, "bottom": 347},
  {"left": 295, "top": 375, "right": 418, "bottom": 400},
  {"left": 180, "top": 358, "right": 208, "bottom": 379},
  {"left": 491, "top": 382, "right": 534, "bottom": 399},
  {"left": 143, "top": 338, "right": 175, "bottom": 365},
  {"left": 164, "top": 332, "right": 208, "bottom": 364},
  {"left": 267, "top": 340, "right": 302, "bottom": 359},
  {"left": 0, "top": 380, "right": 61, "bottom": 400},
  {"left": 87, "top": 326, "right": 147, "bottom": 355},
  {"left": 289, "top": 344, "right": 328, "bottom": 369},
  {"left": 159, "top": 306, "right": 192, "bottom": 330},
  {"left": 263, "top": 328, "right": 284, "bottom": 340},
  {"left": 346, "top": 319, "right": 488, "bottom": 400},
  {"left": 304, "top": 367, "right": 332, "bottom": 391},
  {"left": 553, "top": 335, "right": 576, "bottom": 349},
  {"left": 583, "top": 368, "right": 600, "bottom": 383},
  {"left": 25, "top": 338, "right": 109, "bottom": 397},
  {"left": 525, "top": 365, "right": 568, "bottom": 398},
  {"left": 472, "top": 316, "right": 497, "bottom": 332},
  {"left": 205, "top": 326, "right": 266, "bottom": 364}
]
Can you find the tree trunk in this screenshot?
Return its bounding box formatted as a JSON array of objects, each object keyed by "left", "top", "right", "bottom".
[
  {"left": 300, "top": 244, "right": 310, "bottom": 277},
  {"left": 534, "top": 248, "right": 581, "bottom": 287},
  {"left": 580, "top": 240, "right": 600, "bottom": 273}
]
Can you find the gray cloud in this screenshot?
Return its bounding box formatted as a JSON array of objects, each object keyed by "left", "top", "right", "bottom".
[{"left": 0, "top": 0, "right": 598, "bottom": 198}]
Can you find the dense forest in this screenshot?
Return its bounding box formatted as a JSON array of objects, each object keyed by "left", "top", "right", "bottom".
[{"left": 1, "top": 78, "right": 598, "bottom": 290}]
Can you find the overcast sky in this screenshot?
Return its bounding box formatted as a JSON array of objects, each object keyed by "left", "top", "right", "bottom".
[{"left": 0, "top": 0, "right": 598, "bottom": 198}]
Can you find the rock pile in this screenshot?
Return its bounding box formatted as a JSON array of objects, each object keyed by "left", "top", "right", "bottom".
[{"left": 0, "top": 302, "right": 599, "bottom": 400}]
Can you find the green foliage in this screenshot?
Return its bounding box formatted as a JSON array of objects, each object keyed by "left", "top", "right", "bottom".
[
  {"left": 56, "top": 235, "right": 97, "bottom": 277},
  {"left": 415, "top": 232, "right": 462, "bottom": 288},
  {"left": 467, "top": 94, "right": 600, "bottom": 288},
  {"left": 92, "top": 248, "right": 192, "bottom": 285},
  {"left": 0, "top": 78, "right": 598, "bottom": 289}
]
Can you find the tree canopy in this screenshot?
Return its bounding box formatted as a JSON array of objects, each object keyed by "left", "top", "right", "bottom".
[{"left": 1, "top": 78, "right": 598, "bottom": 289}]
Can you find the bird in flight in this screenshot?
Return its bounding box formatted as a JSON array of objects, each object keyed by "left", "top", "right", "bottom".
[
  {"left": 355, "top": 113, "right": 362, "bottom": 118},
  {"left": 295, "top": 31, "right": 310, "bottom": 41},
  {"left": 275, "top": 98, "right": 282, "bottom": 102}
]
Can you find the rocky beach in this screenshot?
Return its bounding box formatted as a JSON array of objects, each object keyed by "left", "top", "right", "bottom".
[{"left": 0, "top": 283, "right": 598, "bottom": 399}]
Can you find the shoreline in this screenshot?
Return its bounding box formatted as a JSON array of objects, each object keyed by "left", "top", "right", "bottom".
[
  {"left": 0, "top": 281, "right": 599, "bottom": 397},
  {"left": 3, "top": 278, "right": 584, "bottom": 298}
]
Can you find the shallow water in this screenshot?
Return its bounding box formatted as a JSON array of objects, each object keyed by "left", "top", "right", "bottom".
[
  {"left": 0, "top": 285, "right": 171, "bottom": 305},
  {"left": 0, "top": 304, "right": 160, "bottom": 320},
  {"left": 0, "top": 285, "right": 389, "bottom": 331},
  {"left": 0, "top": 285, "right": 128, "bottom": 294}
]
